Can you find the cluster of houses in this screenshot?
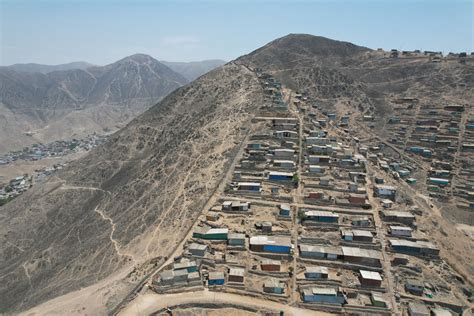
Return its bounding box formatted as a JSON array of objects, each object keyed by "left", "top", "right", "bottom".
[
  {"left": 377, "top": 100, "right": 474, "bottom": 205},
  {"left": 376, "top": 48, "right": 473, "bottom": 63},
  {"left": 0, "top": 134, "right": 107, "bottom": 165},
  {"left": 0, "top": 175, "right": 31, "bottom": 205},
  {"left": 0, "top": 163, "right": 67, "bottom": 206},
  {"left": 148, "top": 72, "right": 464, "bottom": 315}
]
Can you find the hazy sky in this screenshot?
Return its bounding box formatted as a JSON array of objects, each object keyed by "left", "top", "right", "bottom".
[{"left": 1, "top": 0, "right": 473, "bottom": 66}]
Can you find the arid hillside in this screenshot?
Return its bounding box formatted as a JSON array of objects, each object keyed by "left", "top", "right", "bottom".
[
  {"left": 0, "top": 34, "right": 472, "bottom": 314},
  {"left": 0, "top": 62, "right": 262, "bottom": 313}
]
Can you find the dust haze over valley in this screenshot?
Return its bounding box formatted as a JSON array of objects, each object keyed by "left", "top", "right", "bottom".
[{"left": 0, "top": 32, "right": 473, "bottom": 316}]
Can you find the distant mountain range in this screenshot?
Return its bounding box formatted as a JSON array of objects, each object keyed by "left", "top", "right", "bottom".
[
  {"left": 4, "top": 59, "right": 227, "bottom": 80},
  {"left": 161, "top": 59, "right": 226, "bottom": 81},
  {"left": 5, "top": 61, "right": 95, "bottom": 74},
  {"left": 0, "top": 56, "right": 225, "bottom": 153}
]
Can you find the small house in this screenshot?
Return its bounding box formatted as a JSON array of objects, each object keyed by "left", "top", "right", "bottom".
[
  {"left": 228, "top": 233, "right": 246, "bottom": 246},
  {"left": 307, "top": 191, "right": 323, "bottom": 199},
  {"left": 187, "top": 271, "right": 201, "bottom": 283},
  {"left": 408, "top": 302, "right": 430, "bottom": 316},
  {"left": 172, "top": 269, "right": 189, "bottom": 283},
  {"left": 273, "top": 160, "right": 295, "bottom": 169},
  {"left": 319, "top": 176, "right": 333, "bottom": 186},
  {"left": 306, "top": 137, "right": 329, "bottom": 145},
  {"left": 381, "top": 199, "right": 393, "bottom": 209},
  {"left": 352, "top": 217, "right": 372, "bottom": 227},
  {"left": 279, "top": 204, "right": 291, "bottom": 217},
  {"left": 236, "top": 182, "right": 261, "bottom": 192},
  {"left": 299, "top": 245, "right": 342, "bottom": 260},
  {"left": 228, "top": 267, "right": 245, "bottom": 283},
  {"left": 370, "top": 292, "right": 389, "bottom": 308},
  {"left": 263, "top": 279, "right": 285, "bottom": 294},
  {"left": 431, "top": 307, "right": 452, "bottom": 316},
  {"left": 247, "top": 143, "right": 262, "bottom": 150},
  {"left": 305, "top": 266, "right": 329, "bottom": 279},
  {"left": 261, "top": 259, "right": 281, "bottom": 272},
  {"left": 159, "top": 270, "right": 175, "bottom": 286},
  {"left": 348, "top": 194, "right": 367, "bottom": 205},
  {"left": 381, "top": 211, "right": 415, "bottom": 225},
  {"left": 309, "top": 165, "right": 326, "bottom": 173},
  {"left": 374, "top": 185, "right": 397, "bottom": 200},
  {"left": 302, "top": 288, "right": 345, "bottom": 304},
  {"left": 359, "top": 270, "right": 382, "bottom": 287},
  {"left": 173, "top": 260, "right": 198, "bottom": 273},
  {"left": 193, "top": 227, "right": 228, "bottom": 240},
  {"left": 428, "top": 177, "right": 450, "bottom": 186},
  {"left": 308, "top": 155, "right": 331, "bottom": 164},
  {"left": 222, "top": 201, "right": 250, "bottom": 212},
  {"left": 305, "top": 210, "right": 339, "bottom": 223},
  {"left": 341, "top": 229, "right": 373, "bottom": 242},
  {"left": 274, "top": 130, "right": 298, "bottom": 139},
  {"left": 188, "top": 243, "right": 208, "bottom": 257},
  {"left": 208, "top": 272, "right": 225, "bottom": 286},
  {"left": 374, "top": 177, "right": 384, "bottom": 184},
  {"left": 389, "top": 239, "right": 439, "bottom": 256},
  {"left": 268, "top": 171, "right": 294, "bottom": 181},
  {"left": 261, "top": 221, "right": 273, "bottom": 232},
  {"left": 405, "top": 279, "right": 425, "bottom": 295},
  {"left": 273, "top": 148, "right": 295, "bottom": 158},
  {"left": 249, "top": 235, "right": 292, "bottom": 254},
  {"left": 388, "top": 226, "right": 412, "bottom": 237},
  {"left": 342, "top": 247, "right": 382, "bottom": 267}
]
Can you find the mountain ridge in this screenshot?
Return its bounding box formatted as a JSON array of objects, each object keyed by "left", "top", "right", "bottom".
[
  {"left": 0, "top": 54, "right": 188, "bottom": 154},
  {"left": 5, "top": 61, "right": 95, "bottom": 74}
]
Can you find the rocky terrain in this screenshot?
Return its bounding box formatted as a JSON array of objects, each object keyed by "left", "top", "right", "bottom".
[
  {"left": 0, "top": 34, "right": 472, "bottom": 314},
  {"left": 0, "top": 54, "right": 187, "bottom": 154}
]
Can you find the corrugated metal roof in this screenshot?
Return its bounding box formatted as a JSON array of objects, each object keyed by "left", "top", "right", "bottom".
[
  {"left": 389, "top": 239, "right": 438, "bottom": 249},
  {"left": 207, "top": 228, "right": 228, "bottom": 234},
  {"left": 189, "top": 243, "right": 207, "bottom": 250},
  {"left": 360, "top": 270, "right": 382, "bottom": 281},
  {"left": 311, "top": 288, "right": 337, "bottom": 295},
  {"left": 208, "top": 272, "right": 225, "bottom": 280},
  {"left": 389, "top": 225, "right": 412, "bottom": 231},
  {"left": 352, "top": 230, "right": 373, "bottom": 237},
  {"left": 264, "top": 278, "right": 284, "bottom": 287},
  {"left": 382, "top": 211, "right": 415, "bottom": 218},
  {"left": 250, "top": 235, "right": 291, "bottom": 247},
  {"left": 305, "top": 210, "right": 339, "bottom": 217},
  {"left": 342, "top": 246, "right": 381, "bottom": 259},
  {"left": 229, "top": 268, "right": 245, "bottom": 276},
  {"left": 306, "top": 266, "right": 329, "bottom": 274},
  {"left": 300, "top": 244, "right": 342, "bottom": 255},
  {"left": 269, "top": 171, "right": 294, "bottom": 176},
  {"left": 237, "top": 182, "right": 261, "bottom": 186},
  {"left": 228, "top": 233, "right": 245, "bottom": 239}
]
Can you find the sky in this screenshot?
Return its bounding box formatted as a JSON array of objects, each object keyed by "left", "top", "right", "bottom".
[{"left": 1, "top": 0, "right": 473, "bottom": 66}]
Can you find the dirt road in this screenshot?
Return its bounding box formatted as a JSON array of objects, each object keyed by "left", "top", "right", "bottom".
[{"left": 118, "top": 289, "right": 332, "bottom": 316}]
